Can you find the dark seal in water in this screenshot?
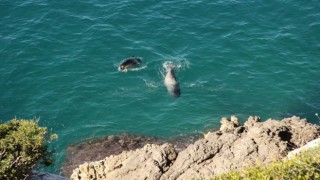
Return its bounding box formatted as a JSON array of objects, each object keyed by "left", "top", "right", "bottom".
[{"left": 119, "top": 56, "right": 142, "bottom": 72}]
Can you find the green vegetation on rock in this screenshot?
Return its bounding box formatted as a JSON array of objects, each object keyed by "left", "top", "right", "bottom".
[
  {"left": 214, "top": 145, "right": 320, "bottom": 180},
  {"left": 0, "top": 119, "right": 57, "bottom": 179}
]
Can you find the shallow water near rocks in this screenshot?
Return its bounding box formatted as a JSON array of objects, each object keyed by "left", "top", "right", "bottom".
[{"left": 1, "top": 0, "right": 320, "bottom": 174}]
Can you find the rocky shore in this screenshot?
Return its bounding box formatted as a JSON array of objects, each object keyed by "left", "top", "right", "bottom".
[
  {"left": 63, "top": 133, "right": 202, "bottom": 177},
  {"left": 69, "top": 116, "right": 320, "bottom": 180}
]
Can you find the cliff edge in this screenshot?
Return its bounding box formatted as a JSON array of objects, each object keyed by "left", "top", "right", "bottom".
[{"left": 70, "top": 116, "right": 320, "bottom": 180}]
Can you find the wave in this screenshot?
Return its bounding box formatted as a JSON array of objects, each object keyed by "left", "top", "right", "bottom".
[
  {"left": 160, "top": 58, "right": 191, "bottom": 78},
  {"left": 143, "top": 79, "right": 160, "bottom": 88},
  {"left": 184, "top": 80, "right": 208, "bottom": 88},
  {"left": 124, "top": 65, "right": 147, "bottom": 72},
  {"left": 162, "top": 58, "right": 191, "bottom": 71}
]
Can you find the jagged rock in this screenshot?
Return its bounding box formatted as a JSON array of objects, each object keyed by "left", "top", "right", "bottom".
[
  {"left": 63, "top": 133, "right": 201, "bottom": 177},
  {"left": 161, "top": 116, "right": 319, "bottom": 179},
  {"left": 62, "top": 134, "right": 163, "bottom": 177},
  {"left": 243, "top": 116, "right": 260, "bottom": 127},
  {"left": 282, "top": 116, "right": 320, "bottom": 147},
  {"left": 70, "top": 143, "right": 177, "bottom": 180},
  {"left": 230, "top": 115, "right": 240, "bottom": 126},
  {"left": 70, "top": 116, "right": 320, "bottom": 180},
  {"left": 219, "top": 116, "right": 240, "bottom": 133}
]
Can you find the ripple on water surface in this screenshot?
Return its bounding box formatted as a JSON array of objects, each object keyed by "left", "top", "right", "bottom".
[{"left": 1, "top": 0, "right": 320, "bottom": 174}]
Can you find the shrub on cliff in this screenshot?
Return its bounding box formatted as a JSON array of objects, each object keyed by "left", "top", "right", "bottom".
[
  {"left": 214, "top": 145, "right": 320, "bottom": 180},
  {"left": 0, "top": 119, "right": 57, "bottom": 179}
]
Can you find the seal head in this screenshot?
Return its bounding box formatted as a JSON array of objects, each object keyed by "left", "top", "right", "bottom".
[{"left": 119, "top": 57, "right": 142, "bottom": 71}]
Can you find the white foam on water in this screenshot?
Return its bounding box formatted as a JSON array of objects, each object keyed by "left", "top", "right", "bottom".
[
  {"left": 162, "top": 58, "right": 191, "bottom": 71},
  {"left": 185, "top": 80, "right": 207, "bottom": 88},
  {"left": 160, "top": 58, "right": 191, "bottom": 79},
  {"left": 143, "top": 79, "right": 159, "bottom": 88},
  {"left": 127, "top": 65, "right": 147, "bottom": 72}
]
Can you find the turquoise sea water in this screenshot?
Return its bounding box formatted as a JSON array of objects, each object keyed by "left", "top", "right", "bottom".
[{"left": 1, "top": 0, "right": 320, "bottom": 173}]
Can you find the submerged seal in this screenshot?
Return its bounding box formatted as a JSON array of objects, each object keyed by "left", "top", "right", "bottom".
[
  {"left": 164, "top": 66, "right": 180, "bottom": 97},
  {"left": 119, "top": 56, "right": 142, "bottom": 72}
]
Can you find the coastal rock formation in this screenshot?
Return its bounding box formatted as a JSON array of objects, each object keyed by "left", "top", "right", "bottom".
[
  {"left": 63, "top": 134, "right": 163, "bottom": 177},
  {"left": 70, "top": 116, "right": 320, "bottom": 180},
  {"left": 63, "top": 133, "right": 201, "bottom": 177},
  {"left": 70, "top": 143, "right": 177, "bottom": 180}
]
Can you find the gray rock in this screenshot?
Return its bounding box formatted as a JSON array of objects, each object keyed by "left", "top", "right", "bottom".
[
  {"left": 27, "top": 171, "right": 69, "bottom": 180},
  {"left": 70, "top": 143, "right": 177, "bottom": 180},
  {"left": 70, "top": 116, "right": 320, "bottom": 180}
]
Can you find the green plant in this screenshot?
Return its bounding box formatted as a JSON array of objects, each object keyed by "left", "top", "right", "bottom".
[
  {"left": 213, "top": 145, "right": 320, "bottom": 180},
  {"left": 0, "top": 119, "right": 57, "bottom": 179}
]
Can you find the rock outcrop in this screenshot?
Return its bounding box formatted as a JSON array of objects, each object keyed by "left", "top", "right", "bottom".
[
  {"left": 70, "top": 143, "right": 177, "bottom": 180},
  {"left": 63, "top": 134, "right": 163, "bottom": 177},
  {"left": 63, "top": 133, "right": 201, "bottom": 177},
  {"left": 70, "top": 116, "right": 320, "bottom": 180}
]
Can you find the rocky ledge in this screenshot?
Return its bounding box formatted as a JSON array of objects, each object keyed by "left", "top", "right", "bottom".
[
  {"left": 70, "top": 116, "right": 320, "bottom": 180},
  {"left": 63, "top": 133, "right": 202, "bottom": 177}
]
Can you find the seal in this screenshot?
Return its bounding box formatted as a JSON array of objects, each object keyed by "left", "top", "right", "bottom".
[
  {"left": 119, "top": 56, "right": 142, "bottom": 72},
  {"left": 164, "top": 66, "right": 181, "bottom": 97}
]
